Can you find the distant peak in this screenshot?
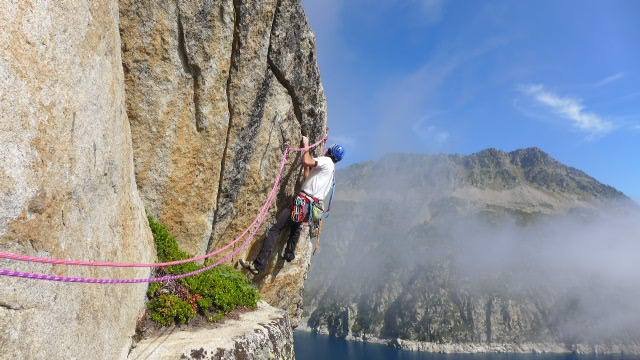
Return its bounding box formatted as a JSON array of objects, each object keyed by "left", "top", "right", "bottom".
[
  {"left": 468, "top": 148, "right": 511, "bottom": 165},
  {"left": 474, "top": 148, "right": 505, "bottom": 156},
  {"left": 510, "top": 147, "right": 549, "bottom": 157},
  {"left": 508, "top": 147, "right": 555, "bottom": 168},
  {"left": 473, "top": 147, "right": 549, "bottom": 158}
]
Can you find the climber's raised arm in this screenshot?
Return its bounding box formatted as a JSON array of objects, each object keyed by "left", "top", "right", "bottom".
[{"left": 301, "top": 136, "right": 317, "bottom": 169}]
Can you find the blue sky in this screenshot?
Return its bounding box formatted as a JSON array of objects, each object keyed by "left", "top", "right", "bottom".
[{"left": 302, "top": 0, "right": 640, "bottom": 199}]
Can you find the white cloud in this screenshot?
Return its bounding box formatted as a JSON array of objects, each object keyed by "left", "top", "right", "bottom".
[
  {"left": 521, "top": 84, "right": 615, "bottom": 137},
  {"left": 412, "top": 117, "right": 450, "bottom": 144},
  {"left": 593, "top": 72, "right": 624, "bottom": 88}
]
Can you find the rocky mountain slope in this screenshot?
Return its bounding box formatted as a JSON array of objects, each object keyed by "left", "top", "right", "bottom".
[
  {"left": 305, "top": 148, "right": 640, "bottom": 352},
  {"left": 1, "top": 0, "right": 325, "bottom": 358}
]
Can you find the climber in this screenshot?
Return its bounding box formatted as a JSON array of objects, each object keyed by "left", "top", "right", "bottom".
[{"left": 239, "top": 136, "right": 344, "bottom": 275}]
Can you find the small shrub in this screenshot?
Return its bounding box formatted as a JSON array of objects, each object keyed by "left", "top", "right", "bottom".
[
  {"left": 183, "top": 265, "right": 260, "bottom": 313},
  {"left": 148, "top": 217, "right": 191, "bottom": 262},
  {"left": 148, "top": 294, "right": 196, "bottom": 326},
  {"left": 197, "top": 297, "right": 213, "bottom": 311},
  {"left": 146, "top": 282, "right": 162, "bottom": 298},
  {"left": 351, "top": 322, "right": 362, "bottom": 335},
  {"left": 145, "top": 217, "right": 260, "bottom": 327}
]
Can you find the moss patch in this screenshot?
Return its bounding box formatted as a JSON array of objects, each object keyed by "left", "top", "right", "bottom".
[
  {"left": 148, "top": 294, "right": 196, "bottom": 326},
  {"left": 145, "top": 217, "right": 259, "bottom": 327}
]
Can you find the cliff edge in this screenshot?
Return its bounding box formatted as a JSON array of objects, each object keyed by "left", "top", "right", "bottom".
[{"left": 129, "top": 302, "right": 294, "bottom": 360}]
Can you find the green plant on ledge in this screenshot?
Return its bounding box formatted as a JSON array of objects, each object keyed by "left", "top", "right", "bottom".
[
  {"left": 145, "top": 217, "right": 259, "bottom": 326},
  {"left": 148, "top": 294, "right": 196, "bottom": 326}
]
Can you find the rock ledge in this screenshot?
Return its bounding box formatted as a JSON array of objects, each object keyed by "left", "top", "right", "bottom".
[{"left": 128, "top": 302, "right": 294, "bottom": 360}]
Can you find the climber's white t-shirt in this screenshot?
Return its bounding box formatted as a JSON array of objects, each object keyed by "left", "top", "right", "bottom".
[{"left": 301, "top": 156, "right": 334, "bottom": 201}]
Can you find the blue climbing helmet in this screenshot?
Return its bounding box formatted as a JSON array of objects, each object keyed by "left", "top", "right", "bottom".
[{"left": 327, "top": 144, "right": 345, "bottom": 162}]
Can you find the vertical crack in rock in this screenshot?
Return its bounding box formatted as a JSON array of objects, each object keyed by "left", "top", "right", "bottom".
[
  {"left": 207, "top": 0, "right": 240, "bottom": 252},
  {"left": 225, "top": 70, "right": 272, "bottom": 192},
  {"left": 266, "top": 0, "right": 326, "bottom": 143},
  {"left": 266, "top": 0, "right": 304, "bottom": 133},
  {"left": 177, "top": 7, "right": 205, "bottom": 132},
  {"left": 209, "top": 70, "right": 273, "bottom": 251},
  {"left": 267, "top": 62, "right": 303, "bottom": 132}
]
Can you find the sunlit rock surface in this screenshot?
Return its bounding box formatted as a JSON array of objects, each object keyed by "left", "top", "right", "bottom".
[
  {"left": 0, "top": 1, "right": 154, "bottom": 358},
  {"left": 128, "top": 302, "right": 294, "bottom": 360},
  {"left": 0, "top": 0, "right": 325, "bottom": 358},
  {"left": 120, "top": 0, "right": 326, "bottom": 323}
]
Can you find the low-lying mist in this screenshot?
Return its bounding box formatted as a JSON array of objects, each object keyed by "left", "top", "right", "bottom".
[{"left": 306, "top": 152, "right": 640, "bottom": 343}]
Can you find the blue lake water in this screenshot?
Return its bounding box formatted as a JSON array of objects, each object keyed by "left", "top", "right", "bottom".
[{"left": 294, "top": 331, "right": 640, "bottom": 360}]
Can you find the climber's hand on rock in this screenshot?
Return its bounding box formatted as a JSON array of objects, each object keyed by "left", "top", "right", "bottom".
[{"left": 302, "top": 136, "right": 309, "bottom": 148}]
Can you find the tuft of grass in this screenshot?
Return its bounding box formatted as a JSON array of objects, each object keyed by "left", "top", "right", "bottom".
[
  {"left": 148, "top": 294, "right": 196, "bottom": 326},
  {"left": 183, "top": 265, "right": 260, "bottom": 313},
  {"left": 145, "top": 217, "right": 259, "bottom": 327},
  {"left": 146, "top": 282, "right": 162, "bottom": 298},
  {"left": 148, "top": 217, "right": 191, "bottom": 263}
]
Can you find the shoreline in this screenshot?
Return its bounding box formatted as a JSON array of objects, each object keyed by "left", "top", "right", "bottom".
[{"left": 295, "top": 327, "right": 640, "bottom": 355}]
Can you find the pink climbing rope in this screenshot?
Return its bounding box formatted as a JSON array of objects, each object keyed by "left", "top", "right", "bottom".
[{"left": 0, "top": 136, "right": 327, "bottom": 284}]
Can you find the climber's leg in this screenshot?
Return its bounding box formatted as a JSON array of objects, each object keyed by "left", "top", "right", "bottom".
[
  {"left": 252, "top": 208, "right": 292, "bottom": 273},
  {"left": 283, "top": 221, "right": 302, "bottom": 262}
]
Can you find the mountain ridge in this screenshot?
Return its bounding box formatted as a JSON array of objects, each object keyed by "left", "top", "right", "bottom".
[
  {"left": 304, "top": 147, "right": 640, "bottom": 352},
  {"left": 345, "top": 147, "right": 626, "bottom": 201}
]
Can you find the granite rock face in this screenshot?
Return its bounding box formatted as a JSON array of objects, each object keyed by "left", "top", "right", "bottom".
[
  {"left": 0, "top": 1, "right": 154, "bottom": 359},
  {"left": 119, "top": 0, "right": 235, "bottom": 257},
  {"left": 257, "top": 226, "right": 315, "bottom": 328},
  {"left": 120, "top": 0, "right": 327, "bottom": 322},
  {"left": 0, "top": 0, "right": 325, "bottom": 357},
  {"left": 128, "top": 302, "right": 295, "bottom": 360}
]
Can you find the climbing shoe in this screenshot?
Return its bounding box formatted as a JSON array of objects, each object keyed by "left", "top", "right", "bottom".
[
  {"left": 239, "top": 259, "right": 259, "bottom": 275},
  {"left": 283, "top": 251, "right": 295, "bottom": 262}
]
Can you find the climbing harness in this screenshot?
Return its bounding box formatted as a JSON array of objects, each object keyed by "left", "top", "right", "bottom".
[
  {"left": 291, "top": 193, "right": 312, "bottom": 223},
  {"left": 291, "top": 191, "right": 323, "bottom": 224},
  {"left": 0, "top": 136, "right": 328, "bottom": 284}
]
